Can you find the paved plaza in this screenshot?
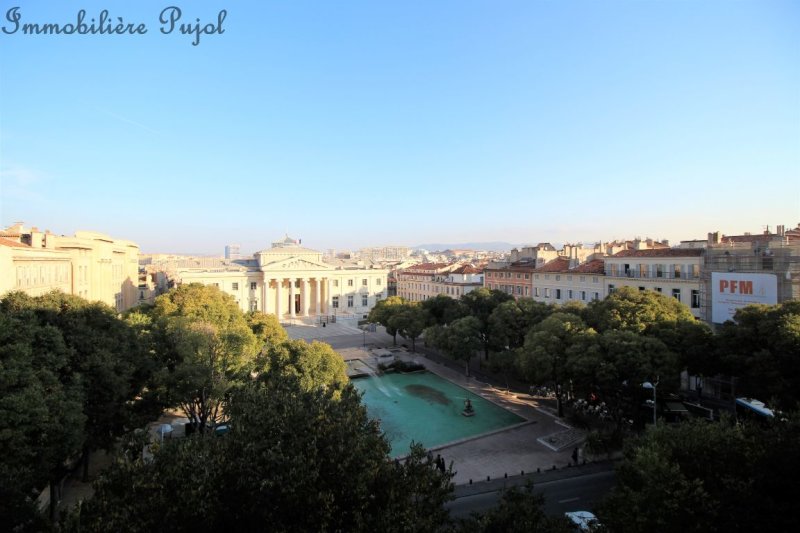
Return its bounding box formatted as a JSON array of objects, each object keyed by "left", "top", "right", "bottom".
[{"left": 286, "top": 323, "right": 587, "bottom": 485}]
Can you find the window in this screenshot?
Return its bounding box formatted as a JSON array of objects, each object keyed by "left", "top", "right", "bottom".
[
  {"left": 516, "top": 273, "right": 521, "bottom": 279},
  {"left": 516, "top": 286, "right": 522, "bottom": 295},
  {"left": 691, "top": 290, "right": 700, "bottom": 308},
  {"left": 332, "top": 296, "right": 339, "bottom": 308},
  {"left": 375, "top": 294, "right": 381, "bottom": 302},
  {"left": 608, "top": 284, "right": 615, "bottom": 294},
  {"left": 213, "top": 283, "right": 219, "bottom": 288},
  {"left": 506, "top": 272, "right": 512, "bottom": 278},
  {"left": 487, "top": 272, "right": 492, "bottom": 278},
  {"left": 347, "top": 295, "right": 354, "bottom": 307},
  {"left": 232, "top": 282, "right": 239, "bottom": 291},
  {"left": 556, "top": 275, "right": 561, "bottom": 281},
  {"left": 544, "top": 288, "right": 551, "bottom": 298},
  {"left": 376, "top": 278, "right": 382, "bottom": 285},
  {"left": 639, "top": 286, "right": 645, "bottom": 291},
  {"left": 535, "top": 287, "right": 540, "bottom": 297},
  {"left": 333, "top": 280, "right": 339, "bottom": 287},
  {"left": 362, "top": 278, "right": 368, "bottom": 286},
  {"left": 580, "top": 276, "right": 586, "bottom": 282},
  {"left": 525, "top": 287, "right": 529, "bottom": 296},
  {"left": 524, "top": 274, "right": 529, "bottom": 279},
  {"left": 581, "top": 291, "right": 586, "bottom": 301},
  {"left": 555, "top": 289, "right": 562, "bottom": 299},
  {"left": 656, "top": 264, "right": 664, "bottom": 278},
  {"left": 250, "top": 300, "right": 258, "bottom": 311},
  {"left": 594, "top": 292, "right": 599, "bottom": 300},
  {"left": 691, "top": 264, "right": 700, "bottom": 278},
  {"left": 362, "top": 295, "right": 368, "bottom": 306},
  {"left": 250, "top": 282, "right": 257, "bottom": 290},
  {"left": 655, "top": 287, "right": 662, "bottom": 293},
  {"left": 674, "top": 265, "right": 682, "bottom": 279},
  {"left": 672, "top": 288, "right": 681, "bottom": 302},
  {"left": 535, "top": 274, "right": 540, "bottom": 280},
  {"left": 593, "top": 276, "right": 599, "bottom": 283},
  {"left": 568, "top": 290, "right": 573, "bottom": 299},
  {"left": 348, "top": 279, "right": 354, "bottom": 287}
]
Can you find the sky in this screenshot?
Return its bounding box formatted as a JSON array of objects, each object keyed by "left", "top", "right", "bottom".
[{"left": 0, "top": 0, "right": 798, "bottom": 255}]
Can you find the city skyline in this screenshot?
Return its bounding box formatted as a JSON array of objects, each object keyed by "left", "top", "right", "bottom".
[{"left": 1, "top": 0, "right": 798, "bottom": 254}]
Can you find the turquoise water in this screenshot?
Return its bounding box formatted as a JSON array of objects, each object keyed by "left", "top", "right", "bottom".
[{"left": 352, "top": 371, "right": 525, "bottom": 457}]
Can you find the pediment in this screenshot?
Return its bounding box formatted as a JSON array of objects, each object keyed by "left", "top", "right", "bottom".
[{"left": 260, "top": 256, "right": 333, "bottom": 272}]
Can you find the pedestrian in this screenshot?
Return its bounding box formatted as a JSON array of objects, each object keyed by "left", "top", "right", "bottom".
[{"left": 571, "top": 447, "right": 578, "bottom": 464}]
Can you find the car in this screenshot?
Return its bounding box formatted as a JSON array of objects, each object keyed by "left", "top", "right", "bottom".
[{"left": 565, "top": 510, "right": 601, "bottom": 531}]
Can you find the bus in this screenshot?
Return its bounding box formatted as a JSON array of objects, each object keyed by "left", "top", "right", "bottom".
[{"left": 735, "top": 397, "right": 774, "bottom": 424}]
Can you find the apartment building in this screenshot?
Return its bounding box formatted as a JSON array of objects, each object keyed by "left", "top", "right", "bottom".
[
  {"left": 396, "top": 262, "right": 483, "bottom": 301},
  {"left": 0, "top": 223, "right": 140, "bottom": 311},
  {"left": 603, "top": 248, "right": 704, "bottom": 318},
  {"left": 531, "top": 258, "right": 606, "bottom": 305}
]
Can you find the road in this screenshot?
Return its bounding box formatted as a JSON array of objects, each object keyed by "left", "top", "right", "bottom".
[{"left": 446, "top": 469, "right": 615, "bottom": 519}]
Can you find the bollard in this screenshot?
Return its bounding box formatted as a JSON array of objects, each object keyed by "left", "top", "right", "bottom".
[
  {"left": 521, "top": 470, "right": 524, "bottom": 476},
  {"left": 469, "top": 479, "right": 472, "bottom": 485},
  {"left": 504, "top": 473, "right": 507, "bottom": 479},
  {"left": 487, "top": 476, "right": 490, "bottom": 482},
  {"left": 537, "top": 467, "right": 540, "bottom": 473}
]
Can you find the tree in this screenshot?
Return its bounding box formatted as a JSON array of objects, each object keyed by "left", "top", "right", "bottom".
[
  {"left": 425, "top": 316, "right": 483, "bottom": 376},
  {"left": 258, "top": 339, "right": 348, "bottom": 394},
  {"left": 716, "top": 301, "right": 800, "bottom": 409},
  {"left": 520, "top": 313, "right": 590, "bottom": 417},
  {"left": 420, "top": 294, "right": 466, "bottom": 326},
  {"left": 389, "top": 304, "right": 429, "bottom": 352},
  {"left": 368, "top": 296, "right": 407, "bottom": 345},
  {"left": 0, "top": 294, "right": 86, "bottom": 525},
  {"left": 460, "top": 288, "right": 514, "bottom": 360},
  {"left": 585, "top": 286, "right": 695, "bottom": 335},
  {"left": 246, "top": 310, "right": 288, "bottom": 349},
  {"left": 457, "top": 484, "right": 574, "bottom": 533},
  {"left": 70, "top": 378, "right": 454, "bottom": 532},
  {"left": 149, "top": 284, "right": 260, "bottom": 433},
  {"left": 599, "top": 414, "right": 800, "bottom": 533},
  {"left": 489, "top": 298, "right": 552, "bottom": 351}
]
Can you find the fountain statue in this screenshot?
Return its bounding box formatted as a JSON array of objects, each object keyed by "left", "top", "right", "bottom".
[{"left": 462, "top": 398, "right": 475, "bottom": 417}]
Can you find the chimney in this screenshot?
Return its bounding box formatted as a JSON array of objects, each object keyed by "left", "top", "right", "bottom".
[{"left": 29, "top": 229, "right": 43, "bottom": 248}]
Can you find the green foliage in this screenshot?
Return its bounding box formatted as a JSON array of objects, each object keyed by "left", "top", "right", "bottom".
[
  {"left": 368, "top": 295, "right": 407, "bottom": 345},
  {"left": 716, "top": 301, "right": 800, "bottom": 409},
  {"left": 488, "top": 298, "right": 552, "bottom": 351},
  {"left": 599, "top": 414, "right": 800, "bottom": 533},
  {"left": 258, "top": 339, "right": 348, "bottom": 395},
  {"left": 425, "top": 316, "right": 483, "bottom": 375},
  {"left": 420, "top": 294, "right": 467, "bottom": 326},
  {"left": 389, "top": 304, "right": 429, "bottom": 352},
  {"left": 246, "top": 310, "right": 288, "bottom": 349},
  {"left": 586, "top": 286, "right": 695, "bottom": 334},
  {"left": 147, "top": 284, "right": 260, "bottom": 432},
  {"left": 71, "top": 379, "right": 454, "bottom": 532},
  {"left": 460, "top": 288, "right": 514, "bottom": 359}
]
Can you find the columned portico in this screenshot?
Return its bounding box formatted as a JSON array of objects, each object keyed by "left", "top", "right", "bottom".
[
  {"left": 276, "top": 278, "right": 283, "bottom": 318},
  {"left": 289, "top": 278, "right": 296, "bottom": 318},
  {"left": 315, "top": 278, "right": 321, "bottom": 316},
  {"left": 301, "top": 278, "right": 310, "bottom": 316}
]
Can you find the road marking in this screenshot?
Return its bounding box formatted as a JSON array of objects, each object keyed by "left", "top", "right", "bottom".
[{"left": 558, "top": 497, "right": 580, "bottom": 504}]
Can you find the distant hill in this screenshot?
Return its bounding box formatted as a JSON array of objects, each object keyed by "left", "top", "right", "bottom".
[{"left": 413, "top": 242, "right": 517, "bottom": 252}]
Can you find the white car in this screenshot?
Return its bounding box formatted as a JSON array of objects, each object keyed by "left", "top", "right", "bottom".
[{"left": 565, "top": 511, "right": 600, "bottom": 531}]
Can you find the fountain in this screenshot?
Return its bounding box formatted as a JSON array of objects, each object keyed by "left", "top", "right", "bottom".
[{"left": 462, "top": 398, "right": 475, "bottom": 417}]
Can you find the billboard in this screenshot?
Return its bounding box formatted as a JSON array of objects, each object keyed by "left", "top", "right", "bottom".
[{"left": 711, "top": 272, "right": 778, "bottom": 323}]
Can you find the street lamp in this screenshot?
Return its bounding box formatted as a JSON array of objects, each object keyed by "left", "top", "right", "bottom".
[{"left": 642, "top": 377, "right": 659, "bottom": 426}]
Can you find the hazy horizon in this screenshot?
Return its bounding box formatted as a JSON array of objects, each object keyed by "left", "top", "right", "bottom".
[{"left": 1, "top": 1, "right": 798, "bottom": 254}]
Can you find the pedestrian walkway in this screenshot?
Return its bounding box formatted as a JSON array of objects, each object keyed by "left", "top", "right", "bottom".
[{"left": 283, "top": 320, "right": 363, "bottom": 340}]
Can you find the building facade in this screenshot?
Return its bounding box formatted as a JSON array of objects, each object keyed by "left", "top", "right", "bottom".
[
  {"left": 396, "top": 262, "right": 483, "bottom": 301},
  {"left": 0, "top": 223, "right": 140, "bottom": 311},
  {"left": 167, "top": 237, "right": 388, "bottom": 320}
]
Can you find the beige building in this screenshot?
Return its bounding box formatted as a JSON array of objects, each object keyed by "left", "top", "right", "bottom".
[
  {"left": 603, "top": 248, "right": 704, "bottom": 318},
  {"left": 396, "top": 262, "right": 483, "bottom": 301},
  {"left": 0, "top": 223, "right": 140, "bottom": 311},
  {"left": 531, "top": 258, "right": 606, "bottom": 305},
  {"left": 168, "top": 236, "right": 388, "bottom": 320}
]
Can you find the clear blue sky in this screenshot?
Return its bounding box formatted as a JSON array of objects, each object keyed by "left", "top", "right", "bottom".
[{"left": 1, "top": 0, "right": 798, "bottom": 254}]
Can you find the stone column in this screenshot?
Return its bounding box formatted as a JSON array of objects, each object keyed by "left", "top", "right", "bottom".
[
  {"left": 290, "top": 278, "right": 296, "bottom": 318},
  {"left": 315, "top": 278, "right": 321, "bottom": 316},
  {"left": 302, "top": 278, "right": 310, "bottom": 316},
  {"left": 326, "top": 278, "right": 332, "bottom": 314},
  {"left": 276, "top": 279, "right": 283, "bottom": 319},
  {"left": 261, "top": 279, "right": 267, "bottom": 313}
]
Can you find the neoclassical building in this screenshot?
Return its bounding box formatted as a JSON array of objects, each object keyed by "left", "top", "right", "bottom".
[{"left": 169, "top": 237, "right": 388, "bottom": 320}]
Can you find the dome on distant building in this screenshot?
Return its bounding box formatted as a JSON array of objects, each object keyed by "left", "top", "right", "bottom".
[{"left": 272, "top": 234, "right": 300, "bottom": 248}]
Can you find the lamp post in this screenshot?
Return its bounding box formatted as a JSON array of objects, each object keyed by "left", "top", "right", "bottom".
[{"left": 642, "top": 378, "right": 659, "bottom": 426}]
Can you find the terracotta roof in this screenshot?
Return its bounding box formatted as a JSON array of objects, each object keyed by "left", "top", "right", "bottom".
[
  {"left": 0, "top": 237, "right": 28, "bottom": 248},
  {"left": 720, "top": 234, "right": 774, "bottom": 244},
  {"left": 535, "top": 257, "right": 571, "bottom": 272},
  {"left": 611, "top": 248, "right": 703, "bottom": 258},
  {"left": 451, "top": 265, "right": 481, "bottom": 274},
  {"left": 569, "top": 259, "right": 605, "bottom": 274},
  {"left": 401, "top": 262, "right": 451, "bottom": 272}
]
